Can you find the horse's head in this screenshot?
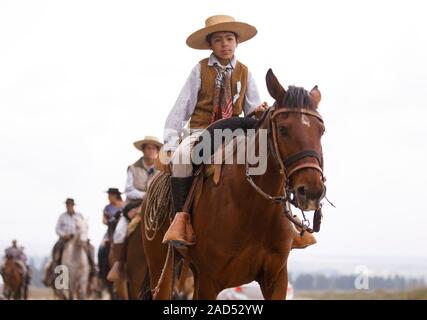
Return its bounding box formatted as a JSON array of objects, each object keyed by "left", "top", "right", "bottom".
[
  {"left": 75, "top": 216, "right": 89, "bottom": 243},
  {"left": 265, "top": 69, "right": 326, "bottom": 211},
  {"left": 1, "top": 259, "right": 21, "bottom": 284}
]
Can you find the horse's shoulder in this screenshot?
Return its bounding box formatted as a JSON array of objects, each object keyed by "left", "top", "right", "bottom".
[{"left": 74, "top": 213, "right": 85, "bottom": 221}]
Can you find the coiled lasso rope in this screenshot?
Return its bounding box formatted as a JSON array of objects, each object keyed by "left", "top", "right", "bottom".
[{"left": 144, "top": 172, "right": 174, "bottom": 241}]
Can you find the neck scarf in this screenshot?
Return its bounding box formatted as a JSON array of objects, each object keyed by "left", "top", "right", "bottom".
[{"left": 211, "top": 63, "right": 233, "bottom": 123}]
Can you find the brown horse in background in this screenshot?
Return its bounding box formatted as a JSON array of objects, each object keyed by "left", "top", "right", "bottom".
[
  {"left": 1, "top": 259, "right": 26, "bottom": 300},
  {"left": 98, "top": 222, "right": 118, "bottom": 299},
  {"left": 115, "top": 210, "right": 191, "bottom": 299},
  {"left": 142, "top": 69, "right": 327, "bottom": 299},
  {"left": 124, "top": 218, "right": 148, "bottom": 299}
]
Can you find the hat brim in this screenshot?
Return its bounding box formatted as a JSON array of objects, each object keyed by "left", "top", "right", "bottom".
[
  {"left": 133, "top": 139, "right": 163, "bottom": 151},
  {"left": 105, "top": 190, "right": 123, "bottom": 194},
  {"left": 186, "top": 21, "right": 257, "bottom": 50}
]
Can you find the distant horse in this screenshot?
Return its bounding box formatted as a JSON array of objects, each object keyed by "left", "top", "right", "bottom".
[
  {"left": 108, "top": 212, "right": 158, "bottom": 300},
  {"left": 98, "top": 219, "right": 118, "bottom": 299},
  {"left": 125, "top": 217, "right": 149, "bottom": 299},
  {"left": 42, "top": 258, "right": 66, "bottom": 299},
  {"left": 1, "top": 259, "right": 26, "bottom": 300},
  {"left": 142, "top": 69, "right": 327, "bottom": 299},
  {"left": 61, "top": 217, "right": 91, "bottom": 299},
  {"left": 116, "top": 210, "right": 190, "bottom": 300}
]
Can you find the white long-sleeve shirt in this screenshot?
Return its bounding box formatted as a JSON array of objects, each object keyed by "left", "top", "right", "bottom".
[
  {"left": 124, "top": 157, "right": 156, "bottom": 201},
  {"left": 55, "top": 212, "right": 84, "bottom": 238},
  {"left": 5, "top": 246, "right": 21, "bottom": 259},
  {"left": 164, "top": 53, "right": 262, "bottom": 151}
]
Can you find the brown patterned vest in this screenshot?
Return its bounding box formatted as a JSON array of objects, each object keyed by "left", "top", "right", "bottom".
[{"left": 189, "top": 58, "right": 248, "bottom": 129}]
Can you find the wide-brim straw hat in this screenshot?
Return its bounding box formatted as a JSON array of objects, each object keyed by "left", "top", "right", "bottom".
[
  {"left": 186, "top": 15, "right": 257, "bottom": 50},
  {"left": 133, "top": 135, "right": 163, "bottom": 151}
]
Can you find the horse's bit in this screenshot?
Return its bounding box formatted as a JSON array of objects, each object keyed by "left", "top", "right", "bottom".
[{"left": 245, "top": 105, "right": 326, "bottom": 234}]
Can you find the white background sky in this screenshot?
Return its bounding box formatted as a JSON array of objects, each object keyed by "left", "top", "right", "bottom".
[{"left": 1, "top": 0, "right": 426, "bottom": 274}]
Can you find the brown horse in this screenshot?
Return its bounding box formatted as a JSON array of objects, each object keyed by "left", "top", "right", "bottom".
[
  {"left": 124, "top": 217, "right": 149, "bottom": 299},
  {"left": 142, "top": 69, "right": 326, "bottom": 300},
  {"left": 98, "top": 227, "right": 117, "bottom": 299},
  {"left": 1, "top": 259, "right": 26, "bottom": 300},
  {"left": 106, "top": 214, "right": 151, "bottom": 300},
  {"left": 117, "top": 211, "right": 191, "bottom": 299}
]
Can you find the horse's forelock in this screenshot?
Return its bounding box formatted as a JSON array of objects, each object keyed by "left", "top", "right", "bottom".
[{"left": 280, "top": 86, "right": 315, "bottom": 109}]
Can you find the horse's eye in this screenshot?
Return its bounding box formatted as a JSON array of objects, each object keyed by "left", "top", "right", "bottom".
[{"left": 279, "top": 126, "right": 288, "bottom": 137}]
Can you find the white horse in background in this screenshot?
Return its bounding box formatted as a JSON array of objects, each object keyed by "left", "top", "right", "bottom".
[{"left": 61, "top": 216, "right": 90, "bottom": 300}]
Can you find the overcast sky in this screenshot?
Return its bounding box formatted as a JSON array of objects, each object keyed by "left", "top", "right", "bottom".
[{"left": 1, "top": 0, "right": 426, "bottom": 273}]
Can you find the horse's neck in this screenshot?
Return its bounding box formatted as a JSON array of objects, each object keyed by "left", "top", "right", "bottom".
[
  {"left": 63, "top": 238, "right": 83, "bottom": 262},
  {"left": 251, "top": 124, "right": 285, "bottom": 195},
  {"left": 232, "top": 130, "right": 285, "bottom": 213},
  {"left": 251, "top": 152, "right": 285, "bottom": 199}
]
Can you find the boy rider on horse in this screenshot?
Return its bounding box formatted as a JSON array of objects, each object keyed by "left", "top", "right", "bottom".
[
  {"left": 162, "top": 15, "right": 316, "bottom": 249},
  {"left": 107, "top": 136, "right": 162, "bottom": 282}
]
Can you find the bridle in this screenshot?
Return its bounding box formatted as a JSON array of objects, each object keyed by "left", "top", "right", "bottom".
[
  {"left": 269, "top": 105, "right": 325, "bottom": 182},
  {"left": 245, "top": 104, "right": 326, "bottom": 233}
]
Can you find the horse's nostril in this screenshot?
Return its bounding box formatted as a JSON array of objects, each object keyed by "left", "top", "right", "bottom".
[{"left": 297, "top": 186, "right": 306, "bottom": 196}]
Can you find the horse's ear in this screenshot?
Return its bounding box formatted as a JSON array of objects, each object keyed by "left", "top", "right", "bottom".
[
  {"left": 266, "top": 69, "right": 286, "bottom": 102},
  {"left": 310, "top": 85, "right": 321, "bottom": 107}
]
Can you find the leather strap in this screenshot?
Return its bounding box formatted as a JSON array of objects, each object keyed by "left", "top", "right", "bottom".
[
  {"left": 287, "top": 163, "right": 324, "bottom": 178},
  {"left": 271, "top": 107, "right": 324, "bottom": 123}
]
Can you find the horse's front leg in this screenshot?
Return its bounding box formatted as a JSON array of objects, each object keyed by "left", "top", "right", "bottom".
[
  {"left": 193, "top": 273, "right": 219, "bottom": 300},
  {"left": 68, "top": 277, "right": 75, "bottom": 300},
  {"left": 259, "top": 263, "right": 289, "bottom": 300},
  {"left": 14, "top": 287, "right": 21, "bottom": 300},
  {"left": 77, "top": 278, "right": 86, "bottom": 300}
]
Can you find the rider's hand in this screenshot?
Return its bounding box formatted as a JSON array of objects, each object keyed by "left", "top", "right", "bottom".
[
  {"left": 157, "top": 149, "right": 174, "bottom": 173},
  {"left": 158, "top": 149, "right": 173, "bottom": 162},
  {"left": 255, "top": 102, "right": 268, "bottom": 119}
]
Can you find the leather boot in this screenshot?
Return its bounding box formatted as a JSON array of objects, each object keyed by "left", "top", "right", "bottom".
[
  {"left": 291, "top": 215, "right": 317, "bottom": 249},
  {"left": 163, "top": 176, "right": 196, "bottom": 248},
  {"left": 106, "top": 243, "right": 126, "bottom": 282}
]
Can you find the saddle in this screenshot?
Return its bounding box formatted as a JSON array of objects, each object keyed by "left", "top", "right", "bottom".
[
  {"left": 123, "top": 199, "right": 143, "bottom": 220},
  {"left": 192, "top": 117, "right": 257, "bottom": 165},
  {"left": 194, "top": 117, "right": 257, "bottom": 184},
  {"left": 127, "top": 214, "right": 142, "bottom": 237},
  {"left": 170, "top": 117, "right": 257, "bottom": 217},
  {"left": 150, "top": 117, "right": 258, "bottom": 221}
]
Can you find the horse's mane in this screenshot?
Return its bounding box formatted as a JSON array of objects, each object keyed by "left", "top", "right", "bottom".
[
  {"left": 280, "top": 86, "right": 315, "bottom": 110},
  {"left": 255, "top": 86, "right": 315, "bottom": 130}
]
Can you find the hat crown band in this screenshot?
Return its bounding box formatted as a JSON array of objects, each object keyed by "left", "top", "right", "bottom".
[
  {"left": 205, "top": 15, "right": 236, "bottom": 27},
  {"left": 142, "top": 135, "right": 160, "bottom": 142}
]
